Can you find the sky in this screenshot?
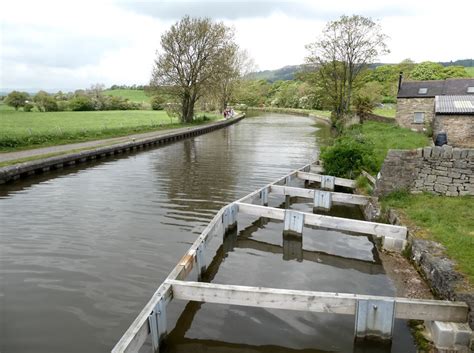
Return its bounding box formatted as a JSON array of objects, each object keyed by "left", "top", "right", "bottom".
[{"left": 1, "top": 0, "right": 473, "bottom": 91}]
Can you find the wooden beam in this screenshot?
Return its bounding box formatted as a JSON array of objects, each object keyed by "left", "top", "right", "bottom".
[
  {"left": 167, "top": 280, "right": 469, "bottom": 323},
  {"left": 296, "top": 171, "right": 356, "bottom": 188},
  {"left": 270, "top": 185, "right": 370, "bottom": 205},
  {"left": 112, "top": 206, "right": 228, "bottom": 353},
  {"left": 236, "top": 237, "right": 384, "bottom": 275},
  {"left": 235, "top": 203, "right": 407, "bottom": 240}
]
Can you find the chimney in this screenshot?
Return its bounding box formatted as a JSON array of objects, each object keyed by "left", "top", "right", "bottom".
[{"left": 398, "top": 72, "right": 403, "bottom": 93}]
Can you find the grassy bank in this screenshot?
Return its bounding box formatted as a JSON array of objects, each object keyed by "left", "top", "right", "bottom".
[
  {"left": 358, "top": 121, "right": 430, "bottom": 169},
  {"left": 373, "top": 105, "right": 396, "bottom": 118},
  {"left": 382, "top": 192, "right": 474, "bottom": 285},
  {"left": 0, "top": 108, "right": 219, "bottom": 151}
]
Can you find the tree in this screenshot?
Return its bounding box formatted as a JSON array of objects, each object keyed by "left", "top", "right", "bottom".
[
  {"left": 5, "top": 91, "right": 29, "bottom": 110},
  {"left": 306, "top": 15, "right": 389, "bottom": 128},
  {"left": 151, "top": 16, "right": 238, "bottom": 123},
  {"left": 34, "top": 91, "right": 58, "bottom": 112},
  {"left": 409, "top": 61, "right": 468, "bottom": 80}
]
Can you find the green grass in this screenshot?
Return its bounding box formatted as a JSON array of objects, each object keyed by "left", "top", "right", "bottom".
[
  {"left": 103, "top": 89, "right": 151, "bottom": 103},
  {"left": 0, "top": 108, "right": 220, "bottom": 151},
  {"left": 357, "top": 121, "right": 430, "bottom": 169},
  {"left": 382, "top": 191, "right": 474, "bottom": 285},
  {"left": 464, "top": 67, "right": 474, "bottom": 77},
  {"left": 373, "top": 105, "right": 396, "bottom": 118}
]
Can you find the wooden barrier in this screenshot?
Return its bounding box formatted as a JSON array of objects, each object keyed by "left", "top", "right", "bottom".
[
  {"left": 112, "top": 162, "right": 471, "bottom": 353},
  {"left": 235, "top": 202, "right": 407, "bottom": 242},
  {"left": 167, "top": 280, "right": 469, "bottom": 323},
  {"left": 296, "top": 171, "right": 357, "bottom": 189}
]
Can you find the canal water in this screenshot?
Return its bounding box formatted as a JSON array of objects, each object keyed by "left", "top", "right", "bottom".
[{"left": 0, "top": 114, "right": 417, "bottom": 353}]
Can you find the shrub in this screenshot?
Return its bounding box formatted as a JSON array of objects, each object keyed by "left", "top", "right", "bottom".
[
  {"left": 23, "top": 103, "right": 34, "bottom": 112},
  {"left": 354, "top": 95, "right": 375, "bottom": 116},
  {"left": 151, "top": 95, "right": 165, "bottom": 110},
  {"left": 320, "top": 133, "right": 377, "bottom": 178},
  {"left": 5, "top": 91, "right": 29, "bottom": 110},
  {"left": 69, "top": 96, "right": 95, "bottom": 111}
]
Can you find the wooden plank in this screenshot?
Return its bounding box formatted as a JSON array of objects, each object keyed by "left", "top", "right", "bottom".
[
  {"left": 361, "top": 170, "right": 376, "bottom": 185},
  {"left": 270, "top": 185, "right": 370, "bottom": 205},
  {"left": 236, "top": 164, "right": 311, "bottom": 204},
  {"left": 296, "top": 171, "right": 356, "bottom": 188},
  {"left": 112, "top": 207, "right": 227, "bottom": 353},
  {"left": 235, "top": 203, "right": 407, "bottom": 240},
  {"left": 167, "top": 280, "right": 469, "bottom": 323}
]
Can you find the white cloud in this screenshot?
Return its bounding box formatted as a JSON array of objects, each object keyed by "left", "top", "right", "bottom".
[{"left": 1, "top": 0, "right": 473, "bottom": 91}]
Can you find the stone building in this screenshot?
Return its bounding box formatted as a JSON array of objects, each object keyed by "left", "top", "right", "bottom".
[
  {"left": 396, "top": 78, "right": 474, "bottom": 134},
  {"left": 434, "top": 95, "right": 474, "bottom": 147}
]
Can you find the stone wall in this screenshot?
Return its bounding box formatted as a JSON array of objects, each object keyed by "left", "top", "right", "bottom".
[
  {"left": 375, "top": 145, "right": 474, "bottom": 196},
  {"left": 360, "top": 112, "right": 396, "bottom": 124},
  {"left": 396, "top": 97, "right": 434, "bottom": 131},
  {"left": 434, "top": 114, "right": 474, "bottom": 148}
]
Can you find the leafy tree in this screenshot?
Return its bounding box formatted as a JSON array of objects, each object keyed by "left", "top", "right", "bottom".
[
  {"left": 306, "top": 15, "right": 389, "bottom": 128},
  {"left": 409, "top": 61, "right": 468, "bottom": 80},
  {"left": 151, "top": 16, "right": 238, "bottom": 123},
  {"left": 151, "top": 95, "right": 166, "bottom": 110},
  {"left": 34, "top": 91, "right": 59, "bottom": 112},
  {"left": 5, "top": 91, "right": 29, "bottom": 110},
  {"left": 69, "top": 96, "right": 95, "bottom": 111}
]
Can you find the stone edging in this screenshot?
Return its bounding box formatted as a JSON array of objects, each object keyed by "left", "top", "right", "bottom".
[
  {"left": 0, "top": 115, "right": 245, "bottom": 184},
  {"left": 387, "top": 208, "right": 474, "bottom": 329}
]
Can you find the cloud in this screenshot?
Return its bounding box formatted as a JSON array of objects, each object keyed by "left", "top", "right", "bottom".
[{"left": 118, "top": 0, "right": 412, "bottom": 21}]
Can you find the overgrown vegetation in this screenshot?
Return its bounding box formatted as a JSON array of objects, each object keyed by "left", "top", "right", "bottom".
[
  {"left": 382, "top": 191, "right": 474, "bottom": 285},
  {"left": 320, "top": 121, "right": 429, "bottom": 178}
]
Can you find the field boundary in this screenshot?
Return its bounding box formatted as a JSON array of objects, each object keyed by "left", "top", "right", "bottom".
[{"left": 0, "top": 115, "right": 244, "bottom": 184}]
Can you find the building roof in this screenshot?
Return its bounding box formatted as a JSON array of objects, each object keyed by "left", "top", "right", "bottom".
[
  {"left": 398, "top": 78, "right": 474, "bottom": 98},
  {"left": 435, "top": 95, "right": 474, "bottom": 115}
]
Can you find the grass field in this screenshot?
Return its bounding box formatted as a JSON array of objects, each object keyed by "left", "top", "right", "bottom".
[
  {"left": 373, "top": 105, "right": 396, "bottom": 118},
  {"left": 0, "top": 105, "right": 220, "bottom": 151},
  {"left": 103, "top": 89, "right": 151, "bottom": 103},
  {"left": 382, "top": 191, "right": 474, "bottom": 285},
  {"left": 465, "top": 67, "right": 474, "bottom": 77},
  {"left": 358, "top": 121, "right": 430, "bottom": 169}
]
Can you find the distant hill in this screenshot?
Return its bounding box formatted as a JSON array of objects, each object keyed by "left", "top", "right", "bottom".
[
  {"left": 247, "top": 59, "right": 474, "bottom": 82},
  {"left": 244, "top": 65, "right": 308, "bottom": 82}
]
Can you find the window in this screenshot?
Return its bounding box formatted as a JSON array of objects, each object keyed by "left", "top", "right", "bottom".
[
  {"left": 418, "top": 88, "right": 428, "bottom": 94},
  {"left": 414, "top": 112, "right": 424, "bottom": 123},
  {"left": 467, "top": 86, "right": 474, "bottom": 93}
]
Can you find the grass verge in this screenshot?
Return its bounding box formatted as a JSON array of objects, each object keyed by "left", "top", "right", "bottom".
[
  {"left": 382, "top": 191, "right": 474, "bottom": 285},
  {"left": 0, "top": 109, "right": 219, "bottom": 151},
  {"left": 357, "top": 121, "right": 430, "bottom": 170},
  {"left": 373, "top": 106, "right": 396, "bottom": 118}
]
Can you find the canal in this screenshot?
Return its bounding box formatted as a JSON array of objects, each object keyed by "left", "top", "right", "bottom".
[{"left": 0, "top": 113, "right": 417, "bottom": 353}]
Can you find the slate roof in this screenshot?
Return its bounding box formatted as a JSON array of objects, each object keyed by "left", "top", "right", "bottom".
[
  {"left": 398, "top": 78, "right": 474, "bottom": 98},
  {"left": 435, "top": 95, "right": 474, "bottom": 115}
]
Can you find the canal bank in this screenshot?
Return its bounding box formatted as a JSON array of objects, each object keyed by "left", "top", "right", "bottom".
[
  {"left": 0, "top": 115, "right": 244, "bottom": 184},
  {"left": 0, "top": 113, "right": 421, "bottom": 353}
]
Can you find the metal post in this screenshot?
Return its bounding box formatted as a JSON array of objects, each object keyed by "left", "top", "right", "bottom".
[
  {"left": 196, "top": 243, "right": 206, "bottom": 279},
  {"left": 321, "top": 175, "right": 335, "bottom": 191},
  {"left": 260, "top": 188, "right": 269, "bottom": 206},
  {"left": 283, "top": 210, "right": 304, "bottom": 236},
  {"left": 148, "top": 298, "right": 168, "bottom": 352},
  {"left": 355, "top": 299, "right": 395, "bottom": 341},
  {"left": 313, "top": 190, "right": 332, "bottom": 211}
]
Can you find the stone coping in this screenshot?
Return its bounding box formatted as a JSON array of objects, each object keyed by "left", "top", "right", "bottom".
[{"left": 0, "top": 115, "right": 244, "bottom": 184}]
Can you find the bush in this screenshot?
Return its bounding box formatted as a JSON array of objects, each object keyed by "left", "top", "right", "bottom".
[
  {"left": 57, "top": 101, "right": 69, "bottom": 111},
  {"left": 69, "top": 96, "right": 95, "bottom": 111},
  {"left": 5, "top": 91, "right": 29, "bottom": 110},
  {"left": 320, "top": 133, "right": 377, "bottom": 178},
  {"left": 23, "top": 103, "right": 34, "bottom": 112},
  {"left": 151, "top": 95, "right": 165, "bottom": 110},
  {"left": 354, "top": 95, "right": 375, "bottom": 116}
]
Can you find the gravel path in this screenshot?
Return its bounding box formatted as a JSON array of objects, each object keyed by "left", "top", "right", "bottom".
[{"left": 0, "top": 123, "right": 219, "bottom": 163}]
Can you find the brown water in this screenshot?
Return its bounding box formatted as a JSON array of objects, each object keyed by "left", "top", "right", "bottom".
[{"left": 0, "top": 114, "right": 416, "bottom": 353}]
